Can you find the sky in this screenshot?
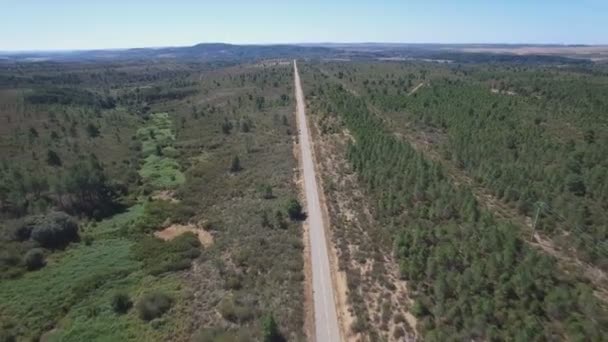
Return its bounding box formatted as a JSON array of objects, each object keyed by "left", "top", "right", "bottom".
[{"left": 1, "top": 0, "right": 607, "bottom": 51}]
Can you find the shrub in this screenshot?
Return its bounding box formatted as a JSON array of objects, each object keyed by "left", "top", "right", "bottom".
[
  {"left": 83, "top": 235, "right": 94, "bottom": 246},
  {"left": 230, "top": 155, "right": 241, "bottom": 173},
  {"left": 218, "top": 297, "right": 253, "bottom": 323},
  {"left": 133, "top": 233, "right": 200, "bottom": 275},
  {"left": 260, "top": 211, "right": 271, "bottom": 228},
  {"left": 136, "top": 292, "right": 172, "bottom": 321},
  {"left": 46, "top": 150, "right": 62, "bottom": 167},
  {"left": 23, "top": 248, "right": 45, "bottom": 270},
  {"left": 18, "top": 212, "right": 79, "bottom": 249},
  {"left": 262, "top": 314, "right": 282, "bottom": 342},
  {"left": 275, "top": 211, "right": 288, "bottom": 230},
  {"left": 111, "top": 292, "right": 132, "bottom": 314},
  {"left": 260, "top": 184, "right": 273, "bottom": 199},
  {"left": 286, "top": 199, "right": 304, "bottom": 221}
]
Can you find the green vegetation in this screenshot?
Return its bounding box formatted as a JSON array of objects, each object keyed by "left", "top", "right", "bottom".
[
  {"left": 111, "top": 292, "right": 133, "bottom": 314},
  {"left": 398, "top": 77, "right": 608, "bottom": 267},
  {"left": 137, "top": 112, "right": 185, "bottom": 189},
  {"left": 0, "top": 58, "right": 304, "bottom": 340},
  {"left": 0, "top": 238, "right": 137, "bottom": 338},
  {"left": 136, "top": 293, "right": 173, "bottom": 321},
  {"left": 16, "top": 211, "right": 79, "bottom": 249},
  {"left": 262, "top": 314, "right": 283, "bottom": 342},
  {"left": 286, "top": 198, "right": 304, "bottom": 221},
  {"left": 23, "top": 248, "right": 45, "bottom": 270},
  {"left": 310, "top": 72, "right": 608, "bottom": 340},
  {"left": 132, "top": 233, "right": 201, "bottom": 275}
]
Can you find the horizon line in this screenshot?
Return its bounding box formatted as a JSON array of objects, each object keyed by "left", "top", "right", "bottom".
[{"left": 2, "top": 41, "right": 608, "bottom": 54}]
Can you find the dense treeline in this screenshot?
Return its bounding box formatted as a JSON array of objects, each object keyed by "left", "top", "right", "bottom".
[
  {"left": 367, "top": 72, "right": 608, "bottom": 268},
  {"left": 0, "top": 62, "right": 200, "bottom": 88},
  {"left": 25, "top": 87, "right": 116, "bottom": 109},
  {"left": 0, "top": 154, "right": 125, "bottom": 219},
  {"left": 119, "top": 85, "right": 198, "bottom": 104},
  {"left": 315, "top": 82, "right": 607, "bottom": 340}
]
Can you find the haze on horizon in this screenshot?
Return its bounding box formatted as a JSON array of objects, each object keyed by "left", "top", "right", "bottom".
[{"left": 1, "top": 0, "right": 607, "bottom": 51}]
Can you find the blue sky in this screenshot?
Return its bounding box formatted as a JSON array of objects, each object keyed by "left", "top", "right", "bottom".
[{"left": 1, "top": 0, "right": 607, "bottom": 50}]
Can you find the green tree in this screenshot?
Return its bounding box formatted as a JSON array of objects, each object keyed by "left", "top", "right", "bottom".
[
  {"left": 111, "top": 292, "right": 133, "bottom": 314},
  {"left": 230, "top": 155, "right": 241, "bottom": 173},
  {"left": 86, "top": 123, "right": 100, "bottom": 138},
  {"left": 46, "top": 150, "right": 62, "bottom": 166},
  {"left": 286, "top": 199, "right": 303, "bottom": 220},
  {"left": 221, "top": 119, "right": 233, "bottom": 134},
  {"left": 262, "top": 313, "right": 282, "bottom": 342},
  {"left": 261, "top": 184, "right": 273, "bottom": 199},
  {"left": 566, "top": 174, "right": 586, "bottom": 196}
]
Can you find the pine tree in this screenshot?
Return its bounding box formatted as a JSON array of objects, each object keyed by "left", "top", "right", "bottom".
[
  {"left": 230, "top": 155, "right": 241, "bottom": 173},
  {"left": 262, "top": 313, "right": 281, "bottom": 342}
]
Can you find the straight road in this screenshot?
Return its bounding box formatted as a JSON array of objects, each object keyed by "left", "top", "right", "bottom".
[{"left": 294, "top": 60, "right": 341, "bottom": 342}]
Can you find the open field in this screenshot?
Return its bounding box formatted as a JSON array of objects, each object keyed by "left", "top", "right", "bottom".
[{"left": 458, "top": 45, "right": 608, "bottom": 61}]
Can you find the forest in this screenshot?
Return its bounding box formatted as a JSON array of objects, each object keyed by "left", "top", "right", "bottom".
[
  {"left": 305, "top": 61, "right": 608, "bottom": 340},
  {"left": 352, "top": 62, "right": 608, "bottom": 269}
]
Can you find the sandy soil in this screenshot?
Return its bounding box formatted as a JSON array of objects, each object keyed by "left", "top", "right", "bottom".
[
  {"left": 152, "top": 190, "right": 180, "bottom": 203},
  {"left": 408, "top": 83, "right": 425, "bottom": 96},
  {"left": 154, "top": 223, "right": 214, "bottom": 247}
]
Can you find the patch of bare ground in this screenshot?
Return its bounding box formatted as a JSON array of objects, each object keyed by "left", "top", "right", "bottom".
[
  {"left": 408, "top": 83, "right": 425, "bottom": 96},
  {"left": 309, "top": 111, "right": 417, "bottom": 341},
  {"left": 490, "top": 88, "right": 517, "bottom": 96},
  {"left": 154, "top": 223, "right": 214, "bottom": 247},
  {"left": 152, "top": 190, "right": 180, "bottom": 203},
  {"left": 390, "top": 120, "right": 608, "bottom": 303}
]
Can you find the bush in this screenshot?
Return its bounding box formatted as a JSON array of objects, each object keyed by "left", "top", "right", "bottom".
[
  {"left": 262, "top": 314, "right": 283, "bottom": 342},
  {"left": 46, "top": 150, "right": 62, "bottom": 166},
  {"left": 31, "top": 212, "right": 79, "bottom": 248},
  {"left": 260, "top": 184, "right": 273, "bottom": 199},
  {"left": 136, "top": 292, "right": 172, "bottom": 321},
  {"left": 133, "top": 233, "right": 200, "bottom": 275},
  {"left": 111, "top": 292, "right": 132, "bottom": 314},
  {"left": 17, "top": 212, "right": 79, "bottom": 249},
  {"left": 23, "top": 248, "right": 45, "bottom": 270},
  {"left": 218, "top": 297, "right": 253, "bottom": 323},
  {"left": 230, "top": 155, "right": 241, "bottom": 173},
  {"left": 286, "top": 199, "right": 304, "bottom": 221},
  {"left": 83, "top": 235, "right": 94, "bottom": 246},
  {"left": 275, "top": 211, "right": 288, "bottom": 229}
]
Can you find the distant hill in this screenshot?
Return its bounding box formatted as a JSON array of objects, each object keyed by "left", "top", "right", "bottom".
[
  {"left": 0, "top": 43, "right": 604, "bottom": 64},
  {"left": 0, "top": 43, "right": 336, "bottom": 62}
]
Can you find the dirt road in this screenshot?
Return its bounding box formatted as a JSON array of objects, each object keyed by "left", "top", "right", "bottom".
[{"left": 294, "top": 60, "right": 341, "bottom": 342}]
